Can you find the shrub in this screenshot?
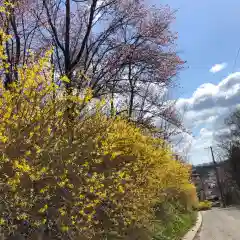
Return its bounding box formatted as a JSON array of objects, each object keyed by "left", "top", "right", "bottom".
[
  {"left": 0, "top": 30, "right": 197, "bottom": 239},
  {"left": 196, "top": 200, "right": 212, "bottom": 211},
  {"left": 153, "top": 185, "right": 198, "bottom": 240},
  {"left": 153, "top": 202, "right": 197, "bottom": 240}
]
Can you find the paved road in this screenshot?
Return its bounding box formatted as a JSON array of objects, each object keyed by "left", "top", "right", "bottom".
[{"left": 195, "top": 207, "right": 240, "bottom": 240}]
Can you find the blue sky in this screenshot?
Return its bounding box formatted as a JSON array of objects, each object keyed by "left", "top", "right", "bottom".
[{"left": 149, "top": 0, "right": 240, "bottom": 164}]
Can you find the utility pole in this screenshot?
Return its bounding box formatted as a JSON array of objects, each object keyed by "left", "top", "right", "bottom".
[
  {"left": 210, "top": 146, "right": 226, "bottom": 207},
  {"left": 199, "top": 176, "right": 206, "bottom": 201}
]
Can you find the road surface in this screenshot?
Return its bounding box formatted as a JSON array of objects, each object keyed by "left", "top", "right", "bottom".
[{"left": 195, "top": 207, "right": 240, "bottom": 240}]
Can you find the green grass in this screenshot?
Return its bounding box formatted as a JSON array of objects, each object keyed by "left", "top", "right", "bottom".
[{"left": 152, "top": 210, "right": 197, "bottom": 240}]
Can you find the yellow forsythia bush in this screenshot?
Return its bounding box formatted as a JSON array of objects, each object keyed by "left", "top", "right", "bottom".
[
  {"left": 0, "top": 31, "right": 196, "bottom": 239},
  {"left": 196, "top": 201, "right": 212, "bottom": 211}
]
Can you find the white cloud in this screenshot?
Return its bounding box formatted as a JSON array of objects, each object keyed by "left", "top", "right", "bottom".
[
  {"left": 209, "top": 62, "right": 227, "bottom": 73},
  {"left": 172, "top": 131, "right": 195, "bottom": 157},
  {"left": 178, "top": 72, "right": 240, "bottom": 115},
  {"left": 177, "top": 72, "right": 240, "bottom": 165}
]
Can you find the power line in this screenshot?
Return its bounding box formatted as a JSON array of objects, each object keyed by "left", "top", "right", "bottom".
[{"left": 232, "top": 47, "right": 240, "bottom": 73}]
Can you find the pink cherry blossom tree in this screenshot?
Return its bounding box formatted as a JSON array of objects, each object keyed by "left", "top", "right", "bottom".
[{"left": 0, "top": 0, "right": 185, "bottom": 139}]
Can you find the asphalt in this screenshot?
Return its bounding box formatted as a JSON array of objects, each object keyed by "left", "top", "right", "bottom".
[{"left": 195, "top": 207, "right": 240, "bottom": 240}]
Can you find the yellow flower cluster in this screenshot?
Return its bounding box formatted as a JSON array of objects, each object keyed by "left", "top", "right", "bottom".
[{"left": 0, "top": 21, "right": 197, "bottom": 239}]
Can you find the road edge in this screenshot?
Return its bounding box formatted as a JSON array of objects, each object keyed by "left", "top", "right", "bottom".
[{"left": 182, "top": 212, "right": 202, "bottom": 240}]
